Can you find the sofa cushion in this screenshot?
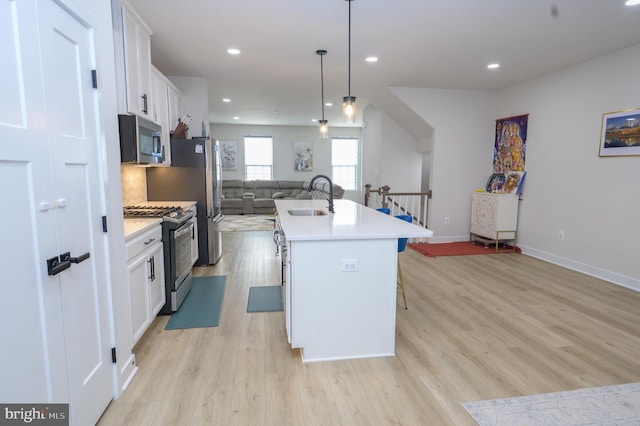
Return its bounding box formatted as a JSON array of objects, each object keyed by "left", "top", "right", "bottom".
[
  {"left": 272, "top": 192, "right": 286, "bottom": 199},
  {"left": 254, "top": 198, "right": 275, "bottom": 208},
  {"left": 223, "top": 179, "right": 246, "bottom": 198}
]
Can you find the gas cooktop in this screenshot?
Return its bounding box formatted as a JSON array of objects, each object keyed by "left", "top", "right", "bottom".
[{"left": 123, "top": 205, "right": 192, "bottom": 223}]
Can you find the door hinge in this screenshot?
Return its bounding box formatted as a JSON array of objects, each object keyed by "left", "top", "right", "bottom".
[
  {"left": 91, "top": 70, "right": 98, "bottom": 89},
  {"left": 102, "top": 215, "right": 108, "bottom": 233},
  {"left": 111, "top": 347, "right": 117, "bottom": 363}
]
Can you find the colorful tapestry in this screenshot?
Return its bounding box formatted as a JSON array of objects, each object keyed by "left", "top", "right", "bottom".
[{"left": 493, "top": 114, "right": 528, "bottom": 173}]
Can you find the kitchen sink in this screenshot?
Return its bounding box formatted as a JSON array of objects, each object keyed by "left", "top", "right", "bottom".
[{"left": 287, "top": 209, "right": 328, "bottom": 216}]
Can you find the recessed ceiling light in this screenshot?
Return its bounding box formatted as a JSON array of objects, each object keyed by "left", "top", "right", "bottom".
[
  {"left": 227, "top": 48, "right": 241, "bottom": 55},
  {"left": 311, "top": 119, "right": 318, "bottom": 123},
  {"left": 625, "top": 0, "right": 640, "bottom": 6},
  {"left": 487, "top": 63, "right": 500, "bottom": 69},
  {"left": 325, "top": 102, "right": 333, "bottom": 107},
  {"left": 233, "top": 116, "right": 240, "bottom": 120},
  {"left": 222, "top": 98, "right": 231, "bottom": 103},
  {"left": 366, "top": 56, "right": 378, "bottom": 63}
]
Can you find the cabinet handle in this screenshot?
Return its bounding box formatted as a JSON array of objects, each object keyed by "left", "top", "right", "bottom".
[
  {"left": 148, "top": 256, "right": 155, "bottom": 280},
  {"left": 142, "top": 93, "right": 148, "bottom": 114},
  {"left": 144, "top": 238, "right": 155, "bottom": 245}
]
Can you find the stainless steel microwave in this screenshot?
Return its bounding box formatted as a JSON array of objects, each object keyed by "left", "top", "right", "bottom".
[{"left": 118, "top": 114, "right": 164, "bottom": 164}]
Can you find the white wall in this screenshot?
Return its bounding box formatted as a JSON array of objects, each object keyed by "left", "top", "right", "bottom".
[
  {"left": 495, "top": 43, "right": 640, "bottom": 289},
  {"left": 387, "top": 87, "right": 498, "bottom": 241},
  {"left": 361, "top": 106, "right": 422, "bottom": 194},
  {"left": 210, "top": 123, "right": 362, "bottom": 201}
]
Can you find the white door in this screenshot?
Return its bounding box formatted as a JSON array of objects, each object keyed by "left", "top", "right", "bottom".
[{"left": 0, "top": 0, "right": 113, "bottom": 424}]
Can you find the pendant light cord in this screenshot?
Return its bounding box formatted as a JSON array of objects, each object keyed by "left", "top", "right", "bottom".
[
  {"left": 348, "top": 0, "right": 351, "bottom": 97},
  {"left": 321, "top": 53, "right": 325, "bottom": 121}
]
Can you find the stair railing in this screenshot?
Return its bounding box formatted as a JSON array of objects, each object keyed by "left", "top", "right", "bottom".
[{"left": 364, "top": 184, "right": 432, "bottom": 232}]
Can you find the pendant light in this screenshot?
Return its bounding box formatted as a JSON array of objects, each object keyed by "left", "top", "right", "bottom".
[
  {"left": 343, "top": 0, "right": 356, "bottom": 124},
  {"left": 316, "top": 49, "right": 329, "bottom": 138}
]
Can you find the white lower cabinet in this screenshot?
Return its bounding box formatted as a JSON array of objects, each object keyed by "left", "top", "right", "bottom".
[{"left": 126, "top": 224, "right": 165, "bottom": 346}]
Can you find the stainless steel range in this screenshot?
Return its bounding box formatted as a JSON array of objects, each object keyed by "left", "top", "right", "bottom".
[{"left": 124, "top": 205, "right": 194, "bottom": 314}]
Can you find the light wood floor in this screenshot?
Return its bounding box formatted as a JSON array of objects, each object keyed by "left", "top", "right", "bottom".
[{"left": 99, "top": 231, "right": 640, "bottom": 425}]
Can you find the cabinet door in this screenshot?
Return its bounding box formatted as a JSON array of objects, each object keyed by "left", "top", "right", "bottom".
[
  {"left": 122, "top": 3, "right": 152, "bottom": 117},
  {"left": 128, "top": 252, "right": 151, "bottom": 345},
  {"left": 148, "top": 243, "right": 166, "bottom": 317},
  {"left": 151, "top": 67, "right": 171, "bottom": 164},
  {"left": 167, "top": 83, "right": 184, "bottom": 133},
  {"left": 0, "top": 1, "right": 113, "bottom": 422}
]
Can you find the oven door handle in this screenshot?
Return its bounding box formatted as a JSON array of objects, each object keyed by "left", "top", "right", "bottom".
[{"left": 174, "top": 222, "right": 193, "bottom": 239}]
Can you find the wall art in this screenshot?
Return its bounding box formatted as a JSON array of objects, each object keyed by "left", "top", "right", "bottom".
[
  {"left": 294, "top": 142, "right": 313, "bottom": 171},
  {"left": 599, "top": 108, "right": 640, "bottom": 157},
  {"left": 220, "top": 140, "right": 238, "bottom": 169},
  {"left": 493, "top": 114, "right": 528, "bottom": 173}
]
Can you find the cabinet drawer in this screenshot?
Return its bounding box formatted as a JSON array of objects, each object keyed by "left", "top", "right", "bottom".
[{"left": 126, "top": 225, "right": 162, "bottom": 261}]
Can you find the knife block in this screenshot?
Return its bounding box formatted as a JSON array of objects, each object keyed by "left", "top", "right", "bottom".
[{"left": 173, "top": 122, "right": 188, "bottom": 139}]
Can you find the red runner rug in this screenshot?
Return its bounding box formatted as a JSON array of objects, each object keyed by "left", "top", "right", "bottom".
[{"left": 408, "top": 241, "right": 520, "bottom": 258}]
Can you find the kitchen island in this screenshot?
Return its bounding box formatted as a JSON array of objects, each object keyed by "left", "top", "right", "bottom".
[{"left": 275, "top": 199, "right": 433, "bottom": 362}]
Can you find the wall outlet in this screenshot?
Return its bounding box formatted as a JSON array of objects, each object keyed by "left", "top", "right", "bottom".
[
  {"left": 444, "top": 216, "right": 450, "bottom": 224},
  {"left": 558, "top": 230, "right": 565, "bottom": 240},
  {"left": 341, "top": 259, "right": 359, "bottom": 272}
]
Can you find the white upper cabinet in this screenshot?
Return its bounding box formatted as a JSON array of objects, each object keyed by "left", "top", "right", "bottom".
[
  {"left": 151, "top": 66, "right": 171, "bottom": 163},
  {"left": 167, "top": 81, "right": 185, "bottom": 135},
  {"left": 122, "top": 2, "right": 153, "bottom": 118}
]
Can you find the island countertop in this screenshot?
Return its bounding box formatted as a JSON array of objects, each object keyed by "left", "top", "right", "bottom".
[{"left": 275, "top": 199, "right": 433, "bottom": 241}]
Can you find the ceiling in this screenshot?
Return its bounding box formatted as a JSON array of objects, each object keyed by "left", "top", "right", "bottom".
[{"left": 126, "top": 0, "right": 640, "bottom": 128}]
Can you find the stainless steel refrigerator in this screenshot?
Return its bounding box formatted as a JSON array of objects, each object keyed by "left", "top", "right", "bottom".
[{"left": 146, "top": 137, "right": 223, "bottom": 265}]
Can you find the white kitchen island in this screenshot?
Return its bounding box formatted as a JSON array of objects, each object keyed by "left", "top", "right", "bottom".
[{"left": 275, "top": 199, "right": 434, "bottom": 362}]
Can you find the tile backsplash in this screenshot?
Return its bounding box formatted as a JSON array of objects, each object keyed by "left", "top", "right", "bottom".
[{"left": 120, "top": 165, "right": 147, "bottom": 206}]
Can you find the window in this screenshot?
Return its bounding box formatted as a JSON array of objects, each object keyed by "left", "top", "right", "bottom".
[
  {"left": 331, "top": 138, "right": 358, "bottom": 190},
  {"left": 244, "top": 136, "right": 273, "bottom": 180}
]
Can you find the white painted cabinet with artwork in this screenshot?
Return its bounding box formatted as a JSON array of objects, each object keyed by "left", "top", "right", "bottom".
[{"left": 470, "top": 192, "right": 519, "bottom": 247}]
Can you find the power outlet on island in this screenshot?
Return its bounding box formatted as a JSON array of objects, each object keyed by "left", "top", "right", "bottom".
[{"left": 340, "top": 259, "right": 359, "bottom": 272}]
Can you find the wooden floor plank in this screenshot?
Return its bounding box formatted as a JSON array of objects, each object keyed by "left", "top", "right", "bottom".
[{"left": 98, "top": 231, "right": 640, "bottom": 425}]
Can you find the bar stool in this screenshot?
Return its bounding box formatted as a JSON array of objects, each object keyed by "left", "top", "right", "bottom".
[
  {"left": 394, "top": 215, "right": 412, "bottom": 310},
  {"left": 376, "top": 208, "right": 410, "bottom": 309}
]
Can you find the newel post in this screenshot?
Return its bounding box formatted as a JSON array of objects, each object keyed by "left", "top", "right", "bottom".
[
  {"left": 381, "top": 185, "right": 390, "bottom": 208},
  {"left": 364, "top": 184, "right": 372, "bottom": 206}
]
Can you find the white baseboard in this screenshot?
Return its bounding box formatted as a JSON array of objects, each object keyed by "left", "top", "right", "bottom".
[{"left": 519, "top": 245, "right": 640, "bottom": 293}]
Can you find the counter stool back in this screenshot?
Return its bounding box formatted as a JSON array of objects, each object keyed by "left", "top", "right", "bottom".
[
  {"left": 376, "top": 207, "right": 410, "bottom": 309},
  {"left": 394, "top": 214, "right": 412, "bottom": 310}
]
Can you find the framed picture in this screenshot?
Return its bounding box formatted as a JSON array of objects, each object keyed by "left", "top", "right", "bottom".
[
  {"left": 501, "top": 171, "right": 526, "bottom": 194},
  {"left": 294, "top": 142, "right": 313, "bottom": 171},
  {"left": 486, "top": 173, "right": 505, "bottom": 192},
  {"left": 599, "top": 108, "right": 640, "bottom": 157},
  {"left": 220, "top": 140, "right": 238, "bottom": 169}
]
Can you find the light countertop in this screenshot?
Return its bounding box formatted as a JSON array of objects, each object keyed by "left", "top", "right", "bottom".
[
  {"left": 275, "top": 199, "right": 434, "bottom": 241},
  {"left": 123, "top": 218, "right": 162, "bottom": 240}
]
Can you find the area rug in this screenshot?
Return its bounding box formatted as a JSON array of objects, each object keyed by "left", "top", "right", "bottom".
[
  {"left": 165, "top": 276, "right": 226, "bottom": 329},
  {"left": 408, "top": 241, "right": 520, "bottom": 258},
  {"left": 462, "top": 382, "right": 640, "bottom": 425},
  {"left": 218, "top": 214, "right": 275, "bottom": 232},
  {"left": 247, "top": 286, "right": 283, "bottom": 312}
]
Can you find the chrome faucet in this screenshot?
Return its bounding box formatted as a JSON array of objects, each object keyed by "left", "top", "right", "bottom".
[{"left": 307, "top": 174, "right": 334, "bottom": 213}]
